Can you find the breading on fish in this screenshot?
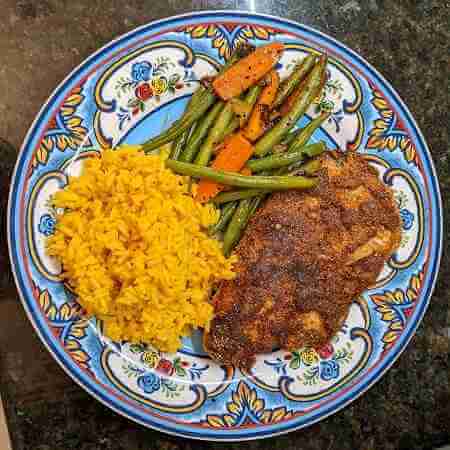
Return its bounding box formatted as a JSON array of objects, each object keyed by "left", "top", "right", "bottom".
[{"left": 204, "top": 151, "right": 401, "bottom": 368}]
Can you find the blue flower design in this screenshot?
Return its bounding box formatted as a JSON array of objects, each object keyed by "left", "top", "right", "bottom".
[
  {"left": 400, "top": 208, "right": 414, "bottom": 231},
  {"left": 38, "top": 214, "right": 56, "bottom": 236},
  {"left": 137, "top": 373, "right": 160, "bottom": 394},
  {"left": 131, "top": 61, "right": 152, "bottom": 82},
  {"left": 320, "top": 360, "right": 339, "bottom": 381}
]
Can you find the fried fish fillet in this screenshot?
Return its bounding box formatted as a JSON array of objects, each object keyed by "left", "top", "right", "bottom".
[{"left": 204, "top": 151, "right": 401, "bottom": 368}]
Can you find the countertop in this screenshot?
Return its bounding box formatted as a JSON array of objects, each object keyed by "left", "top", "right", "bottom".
[{"left": 0, "top": 1, "right": 449, "bottom": 449}]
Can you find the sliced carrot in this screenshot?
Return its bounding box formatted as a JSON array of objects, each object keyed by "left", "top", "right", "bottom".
[
  {"left": 243, "top": 70, "right": 280, "bottom": 142},
  {"left": 196, "top": 132, "right": 254, "bottom": 202},
  {"left": 212, "top": 42, "right": 284, "bottom": 101}
]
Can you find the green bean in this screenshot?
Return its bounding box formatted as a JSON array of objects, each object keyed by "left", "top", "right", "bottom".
[
  {"left": 248, "top": 194, "right": 265, "bottom": 217},
  {"left": 197, "top": 95, "right": 240, "bottom": 165},
  {"left": 194, "top": 104, "right": 234, "bottom": 166},
  {"left": 281, "top": 128, "right": 302, "bottom": 147},
  {"left": 195, "top": 84, "right": 262, "bottom": 165},
  {"left": 141, "top": 92, "right": 216, "bottom": 153},
  {"left": 254, "top": 55, "right": 328, "bottom": 157},
  {"left": 271, "top": 113, "right": 329, "bottom": 172},
  {"left": 272, "top": 54, "right": 316, "bottom": 110},
  {"left": 189, "top": 84, "right": 207, "bottom": 109},
  {"left": 222, "top": 190, "right": 269, "bottom": 255},
  {"left": 289, "top": 111, "right": 331, "bottom": 153},
  {"left": 274, "top": 111, "right": 329, "bottom": 159},
  {"left": 246, "top": 142, "right": 326, "bottom": 172},
  {"left": 213, "top": 189, "right": 270, "bottom": 204},
  {"left": 222, "top": 118, "right": 239, "bottom": 138},
  {"left": 165, "top": 86, "right": 207, "bottom": 159},
  {"left": 179, "top": 101, "right": 224, "bottom": 162},
  {"left": 169, "top": 93, "right": 205, "bottom": 160},
  {"left": 248, "top": 84, "right": 263, "bottom": 99},
  {"left": 297, "top": 158, "right": 322, "bottom": 175},
  {"left": 220, "top": 85, "right": 263, "bottom": 139},
  {"left": 220, "top": 116, "right": 240, "bottom": 141},
  {"left": 170, "top": 131, "right": 189, "bottom": 160},
  {"left": 209, "top": 201, "right": 238, "bottom": 234},
  {"left": 165, "top": 159, "right": 318, "bottom": 190},
  {"left": 242, "top": 84, "right": 263, "bottom": 113},
  {"left": 275, "top": 152, "right": 324, "bottom": 176},
  {"left": 223, "top": 198, "right": 253, "bottom": 257}
]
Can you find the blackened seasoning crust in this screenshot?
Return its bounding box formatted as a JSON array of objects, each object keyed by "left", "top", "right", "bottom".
[{"left": 204, "top": 151, "right": 401, "bottom": 368}]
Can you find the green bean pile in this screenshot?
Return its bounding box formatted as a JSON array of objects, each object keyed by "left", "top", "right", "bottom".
[{"left": 141, "top": 47, "right": 331, "bottom": 256}]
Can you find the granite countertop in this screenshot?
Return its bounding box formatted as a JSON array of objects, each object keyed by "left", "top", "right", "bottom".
[{"left": 0, "top": 1, "right": 449, "bottom": 449}]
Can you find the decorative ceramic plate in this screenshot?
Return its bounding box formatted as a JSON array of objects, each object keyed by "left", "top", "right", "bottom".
[{"left": 8, "top": 11, "right": 442, "bottom": 441}]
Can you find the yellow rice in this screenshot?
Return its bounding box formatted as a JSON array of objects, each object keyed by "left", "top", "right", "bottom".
[{"left": 47, "top": 147, "right": 236, "bottom": 352}]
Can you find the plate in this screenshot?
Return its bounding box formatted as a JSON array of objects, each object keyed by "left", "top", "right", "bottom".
[{"left": 8, "top": 11, "right": 442, "bottom": 441}]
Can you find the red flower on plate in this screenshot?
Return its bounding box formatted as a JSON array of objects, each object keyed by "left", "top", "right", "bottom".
[
  {"left": 135, "top": 83, "right": 153, "bottom": 101},
  {"left": 156, "top": 358, "right": 174, "bottom": 376},
  {"left": 317, "top": 343, "right": 334, "bottom": 359},
  {"left": 47, "top": 116, "right": 57, "bottom": 129},
  {"left": 404, "top": 306, "right": 414, "bottom": 318},
  {"left": 175, "top": 82, "right": 184, "bottom": 90}
]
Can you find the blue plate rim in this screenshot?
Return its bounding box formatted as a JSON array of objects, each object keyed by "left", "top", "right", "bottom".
[{"left": 7, "top": 10, "right": 443, "bottom": 441}]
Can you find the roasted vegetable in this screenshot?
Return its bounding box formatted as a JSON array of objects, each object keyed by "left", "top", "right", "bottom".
[
  {"left": 288, "top": 111, "right": 331, "bottom": 152},
  {"left": 271, "top": 53, "right": 316, "bottom": 110},
  {"left": 243, "top": 70, "right": 280, "bottom": 142},
  {"left": 253, "top": 55, "right": 328, "bottom": 157},
  {"left": 246, "top": 142, "right": 326, "bottom": 172},
  {"left": 209, "top": 202, "right": 238, "bottom": 235},
  {"left": 213, "top": 189, "right": 270, "bottom": 204},
  {"left": 220, "top": 85, "right": 262, "bottom": 139},
  {"left": 194, "top": 102, "right": 237, "bottom": 167},
  {"left": 166, "top": 160, "right": 318, "bottom": 190},
  {"left": 212, "top": 42, "right": 285, "bottom": 101},
  {"left": 141, "top": 92, "right": 216, "bottom": 153},
  {"left": 196, "top": 132, "right": 254, "bottom": 202},
  {"left": 179, "top": 101, "right": 224, "bottom": 162},
  {"left": 222, "top": 198, "right": 253, "bottom": 256}
]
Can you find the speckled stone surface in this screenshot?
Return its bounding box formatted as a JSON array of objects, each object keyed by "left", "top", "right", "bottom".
[{"left": 0, "top": 1, "right": 449, "bottom": 449}]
